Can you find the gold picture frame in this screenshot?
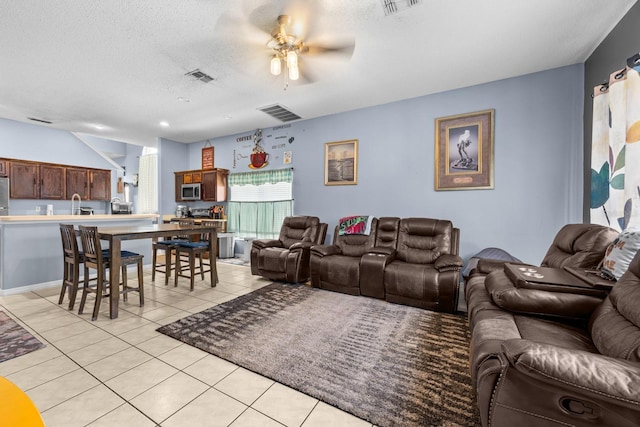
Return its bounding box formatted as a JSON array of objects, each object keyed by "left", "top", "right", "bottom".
[
  {"left": 434, "top": 109, "right": 494, "bottom": 191},
  {"left": 325, "top": 139, "right": 358, "bottom": 185}
]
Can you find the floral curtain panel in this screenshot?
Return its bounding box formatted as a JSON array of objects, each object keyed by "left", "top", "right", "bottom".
[{"left": 591, "top": 53, "right": 640, "bottom": 231}]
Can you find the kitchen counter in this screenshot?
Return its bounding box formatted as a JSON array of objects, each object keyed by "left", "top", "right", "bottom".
[
  {"left": 0, "top": 214, "right": 158, "bottom": 223},
  {"left": 0, "top": 214, "right": 157, "bottom": 294}
]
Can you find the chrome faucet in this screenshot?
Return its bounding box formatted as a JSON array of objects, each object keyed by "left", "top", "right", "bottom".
[{"left": 71, "top": 193, "right": 81, "bottom": 215}]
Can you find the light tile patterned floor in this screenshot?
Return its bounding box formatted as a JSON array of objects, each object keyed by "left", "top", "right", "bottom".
[{"left": 0, "top": 263, "right": 373, "bottom": 427}]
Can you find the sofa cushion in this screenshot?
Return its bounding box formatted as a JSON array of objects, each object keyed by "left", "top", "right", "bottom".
[
  {"left": 541, "top": 223, "right": 618, "bottom": 269},
  {"left": 396, "top": 218, "right": 452, "bottom": 264},
  {"left": 279, "top": 216, "right": 321, "bottom": 248},
  {"left": 590, "top": 252, "right": 640, "bottom": 361}
]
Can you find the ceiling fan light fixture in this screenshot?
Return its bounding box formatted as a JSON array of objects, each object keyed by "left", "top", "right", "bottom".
[
  {"left": 286, "top": 51, "right": 298, "bottom": 69},
  {"left": 288, "top": 62, "right": 299, "bottom": 81},
  {"left": 270, "top": 55, "right": 282, "bottom": 75}
]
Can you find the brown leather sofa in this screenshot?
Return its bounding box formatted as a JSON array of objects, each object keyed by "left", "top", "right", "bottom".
[
  {"left": 310, "top": 217, "right": 464, "bottom": 313},
  {"left": 467, "top": 250, "right": 640, "bottom": 426},
  {"left": 250, "top": 216, "right": 327, "bottom": 283},
  {"left": 466, "top": 223, "right": 618, "bottom": 328},
  {"left": 464, "top": 224, "right": 640, "bottom": 426}
]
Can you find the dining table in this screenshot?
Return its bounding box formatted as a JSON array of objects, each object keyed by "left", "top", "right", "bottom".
[{"left": 98, "top": 222, "right": 219, "bottom": 319}]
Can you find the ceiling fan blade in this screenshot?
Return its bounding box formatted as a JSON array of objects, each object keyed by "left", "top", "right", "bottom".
[{"left": 303, "top": 41, "right": 356, "bottom": 58}]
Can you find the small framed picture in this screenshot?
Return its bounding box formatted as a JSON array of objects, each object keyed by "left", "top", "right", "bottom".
[
  {"left": 325, "top": 139, "right": 358, "bottom": 185},
  {"left": 434, "top": 109, "right": 494, "bottom": 190}
]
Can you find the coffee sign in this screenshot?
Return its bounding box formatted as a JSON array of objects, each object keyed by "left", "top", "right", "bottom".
[{"left": 202, "top": 143, "right": 214, "bottom": 170}]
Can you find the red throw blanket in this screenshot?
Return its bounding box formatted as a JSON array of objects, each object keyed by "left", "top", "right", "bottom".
[{"left": 338, "top": 215, "right": 373, "bottom": 235}]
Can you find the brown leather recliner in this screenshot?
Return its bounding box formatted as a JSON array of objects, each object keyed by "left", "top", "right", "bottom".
[
  {"left": 310, "top": 217, "right": 400, "bottom": 298},
  {"left": 250, "top": 216, "right": 327, "bottom": 283},
  {"left": 384, "top": 218, "right": 463, "bottom": 313},
  {"left": 469, "top": 250, "right": 640, "bottom": 427},
  {"left": 466, "top": 223, "right": 619, "bottom": 329}
]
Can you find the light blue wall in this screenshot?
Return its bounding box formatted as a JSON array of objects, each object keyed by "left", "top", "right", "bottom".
[
  {"left": 178, "top": 65, "right": 585, "bottom": 264},
  {"left": 0, "top": 118, "right": 140, "bottom": 214}
]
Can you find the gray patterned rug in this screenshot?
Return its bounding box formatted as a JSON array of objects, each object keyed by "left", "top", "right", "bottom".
[
  {"left": 0, "top": 311, "right": 45, "bottom": 363},
  {"left": 157, "top": 283, "right": 480, "bottom": 427}
]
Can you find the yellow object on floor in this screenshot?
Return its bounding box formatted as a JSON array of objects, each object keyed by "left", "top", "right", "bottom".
[{"left": 0, "top": 377, "right": 44, "bottom": 426}]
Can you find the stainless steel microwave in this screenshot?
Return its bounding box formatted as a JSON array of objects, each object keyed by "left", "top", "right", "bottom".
[{"left": 181, "top": 183, "right": 201, "bottom": 200}]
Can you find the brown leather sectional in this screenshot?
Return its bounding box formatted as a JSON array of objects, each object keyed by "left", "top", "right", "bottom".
[
  {"left": 310, "top": 217, "right": 464, "bottom": 313},
  {"left": 465, "top": 224, "right": 640, "bottom": 426}
]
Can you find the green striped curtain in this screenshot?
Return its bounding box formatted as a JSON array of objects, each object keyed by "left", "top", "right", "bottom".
[{"left": 227, "top": 169, "right": 293, "bottom": 239}]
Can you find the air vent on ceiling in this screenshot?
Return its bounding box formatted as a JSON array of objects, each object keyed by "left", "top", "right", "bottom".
[
  {"left": 381, "top": 0, "right": 423, "bottom": 16},
  {"left": 28, "top": 117, "right": 53, "bottom": 124},
  {"left": 185, "top": 68, "right": 214, "bottom": 83},
  {"left": 258, "top": 104, "right": 302, "bottom": 122}
]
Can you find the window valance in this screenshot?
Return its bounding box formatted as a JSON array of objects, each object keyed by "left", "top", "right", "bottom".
[{"left": 229, "top": 168, "right": 292, "bottom": 186}]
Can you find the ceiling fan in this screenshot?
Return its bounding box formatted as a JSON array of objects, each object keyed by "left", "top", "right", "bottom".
[
  {"left": 265, "top": 14, "right": 355, "bottom": 89},
  {"left": 218, "top": 3, "right": 356, "bottom": 90}
]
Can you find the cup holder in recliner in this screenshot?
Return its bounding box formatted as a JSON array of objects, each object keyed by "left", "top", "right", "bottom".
[{"left": 559, "top": 396, "right": 601, "bottom": 420}]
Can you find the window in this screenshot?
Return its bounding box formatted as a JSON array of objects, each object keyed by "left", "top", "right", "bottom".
[
  {"left": 227, "top": 169, "right": 293, "bottom": 239},
  {"left": 137, "top": 147, "right": 158, "bottom": 214}
]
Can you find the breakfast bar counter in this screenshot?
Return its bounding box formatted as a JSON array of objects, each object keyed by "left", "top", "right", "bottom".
[{"left": 0, "top": 214, "right": 158, "bottom": 294}]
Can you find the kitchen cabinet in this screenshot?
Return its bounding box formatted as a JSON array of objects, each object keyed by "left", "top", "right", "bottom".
[
  {"left": 175, "top": 168, "right": 228, "bottom": 202},
  {"left": 174, "top": 172, "right": 185, "bottom": 202},
  {"left": 39, "top": 164, "right": 66, "bottom": 199},
  {"left": 9, "top": 161, "right": 39, "bottom": 199},
  {"left": 66, "top": 167, "right": 89, "bottom": 199},
  {"left": 0, "top": 157, "right": 110, "bottom": 200},
  {"left": 202, "top": 169, "right": 228, "bottom": 201},
  {"left": 89, "top": 169, "right": 110, "bottom": 200}
]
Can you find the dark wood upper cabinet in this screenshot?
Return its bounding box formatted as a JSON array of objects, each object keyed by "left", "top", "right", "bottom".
[
  {"left": 1, "top": 157, "right": 111, "bottom": 200},
  {"left": 66, "top": 167, "right": 89, "bottom": 200},
  {"left": 40, "top": 164, "right": 66, "bottom": 199},
  {"left": 0, "top": 160, "right": 7, "bottom": 177},
  {"left": 202, "top": 169, "right": 228, "bottom": 201},
  {"left": 9, "top": 161, "right": 39, "bottom": 199},
  {"left": 89, "top": 169, "right": 110, "bottom": 201}
]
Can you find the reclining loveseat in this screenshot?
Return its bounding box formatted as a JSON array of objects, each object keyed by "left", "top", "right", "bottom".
[
  {"left": 464, "top": 224, "right": 640, "bottom": 426},
  {"left": 310, "top": 217, "right": 464, "bottom": 313}
]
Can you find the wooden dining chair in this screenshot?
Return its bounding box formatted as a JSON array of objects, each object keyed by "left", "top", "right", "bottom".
[
  {"left": 58, "top": 223, "right": 84, "bottom": 310},
  {"left": 174, "top": 220, "right": 217, "bottom": 291},
  {"left": 151, "top": 218, "right": 194, "bottom": 285},
  {"left": 77, "top": 225, "right": 144, "bottom": 321}
]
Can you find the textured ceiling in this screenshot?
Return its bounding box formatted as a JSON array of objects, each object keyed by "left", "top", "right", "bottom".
[{"left": 0, "top": 0, "right": 636, "bottom": 146}]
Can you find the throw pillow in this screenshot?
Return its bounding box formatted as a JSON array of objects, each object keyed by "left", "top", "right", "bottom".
[{"left": 601, "top": 228, "right": 640, "bottom": 280}]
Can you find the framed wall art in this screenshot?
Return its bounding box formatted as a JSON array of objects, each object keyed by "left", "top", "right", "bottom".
[
  {"left": 325, "top": 139, "right": 358, "bottom": 185},
  {"left": 434, "top": 109, "right": 494, "bottom": 191}
]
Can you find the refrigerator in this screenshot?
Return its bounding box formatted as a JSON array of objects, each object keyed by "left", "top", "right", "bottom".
[{"left": 0, "top": 177, "right": 8, "bottom": 216}]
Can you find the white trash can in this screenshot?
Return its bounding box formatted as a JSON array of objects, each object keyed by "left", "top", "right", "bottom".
[
  {"left": 217, "top": 232, "right": 235, "bottom": 259},
  {"left": 242, "top": 237, "right": 256, "bottom": 261}
]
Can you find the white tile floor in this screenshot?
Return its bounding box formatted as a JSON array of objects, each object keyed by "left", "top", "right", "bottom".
[{"left": 0, "top": 262, "right": 373, "bottom": 427}]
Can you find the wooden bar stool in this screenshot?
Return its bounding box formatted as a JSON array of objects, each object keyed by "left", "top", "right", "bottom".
[
  {"left": 152, "top": 218, "right": 193, "bottom": 285},
  {"left": 77, "top": 225, "right": 144, "bottom": 321},
  {"left": 58, "top": 223, "right": 84, "bottom": 310},
  {"left": 174, "top": 220, "right": 217, "bottom": 291}
]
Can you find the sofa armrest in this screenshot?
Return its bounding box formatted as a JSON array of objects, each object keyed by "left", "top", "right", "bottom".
[
  {"left": 486, "top": 270, "right": 603, "bottom": 320},
  {"left": 369, "top": 246, "right": 396, "bottom": 256},
  {"left": 252, "top": 239, "right": 283, "bottom": 250},
  {"left": 290, "top": 241, "right": 313, "bottom": 252},
  {"left": 435, "top": 254, "right": 464, "bottom": 272},
  {"left": 310, "top": 244, "right": 341, "bottom": 257},
  {"left": 503, "top": 339, "right": 640, "bottom": 404}
]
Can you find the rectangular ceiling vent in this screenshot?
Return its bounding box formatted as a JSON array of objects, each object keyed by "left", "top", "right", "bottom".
[
  {"left": 28, "top": 117, "right": 53, "bottom": 124},
  {"left": 185, "top": 68, "right": 214, "bottom": 83},
  {"left": 381, "top": 0, "right": 423, "bottom": 16},
  {"left": 258, "top": 104, "right": 302, "bottom": 122}
]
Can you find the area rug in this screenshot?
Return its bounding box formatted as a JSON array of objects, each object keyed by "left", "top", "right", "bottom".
[
  {"left": 157, "top": 283, "right": 480, "bottom": 427},
  {"left": 0, "top": 311, "right": 45, "bottom": 363},
  {"left": 216, "top": 256, "right": 250, "bottom": 267}
]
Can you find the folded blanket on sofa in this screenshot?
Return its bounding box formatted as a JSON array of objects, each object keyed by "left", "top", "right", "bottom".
[{"left": 338, "top": 215, "right": 373, "bottom": 235}]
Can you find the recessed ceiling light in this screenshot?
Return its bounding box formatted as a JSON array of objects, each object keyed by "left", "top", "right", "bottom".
[
  {"left": 178, "top": 97, "right": 190, "bottom": 102},
  {"left": 92, "top": 124, "right": 105, "bottom": 130},
  {"left": 159, "top": 121, "right": 170, "bottom": 127},
  {"left": 224, "top": 115, "right": 233, "bottom": 120}
]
